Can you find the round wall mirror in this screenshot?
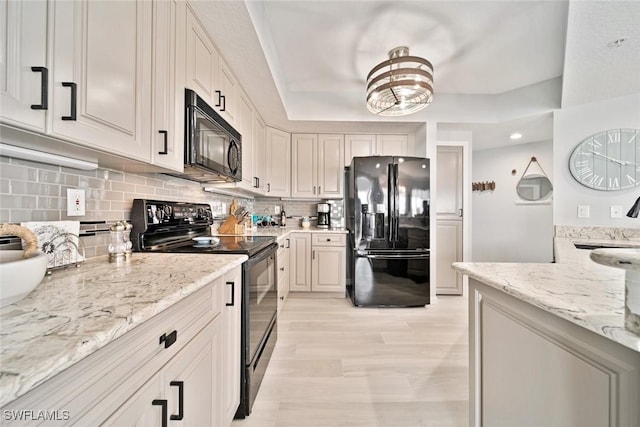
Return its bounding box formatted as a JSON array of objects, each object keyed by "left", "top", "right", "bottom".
[{"left": 517, "top": 174, "right": 553, "bottom": 201}]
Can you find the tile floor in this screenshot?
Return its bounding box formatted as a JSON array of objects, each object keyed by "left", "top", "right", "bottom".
[{"left": 232, "top": 296, "right": 469, "bottom": 427}]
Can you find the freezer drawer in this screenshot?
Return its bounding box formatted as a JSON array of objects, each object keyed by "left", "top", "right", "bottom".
[{"left": 351, "top": 252, "right": 430, "bottom": 307}]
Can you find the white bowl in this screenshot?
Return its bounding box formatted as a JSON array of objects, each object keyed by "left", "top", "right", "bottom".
[{"left": 0, "top": 250, "right": 48, "bottom": 307}]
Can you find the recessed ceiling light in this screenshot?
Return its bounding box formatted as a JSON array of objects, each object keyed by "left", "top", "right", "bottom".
[
  {"left": 609, "top": 37, "right": 629, "bottom": 48},
  {"left": 510, "top": 133, "right": 523, "bottom": 140}
]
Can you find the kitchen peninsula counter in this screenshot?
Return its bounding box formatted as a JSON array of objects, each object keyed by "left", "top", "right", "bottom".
[
  {"left": 0, "top": 252, "right": 247, "bottom": 407},
  {"left": 453, "top": 239, "right": 640, "bottom": 426}
]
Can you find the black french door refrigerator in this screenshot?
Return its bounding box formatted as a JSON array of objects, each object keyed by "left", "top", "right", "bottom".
[{"left": 346, "top": 156, "right": 431, "bottom": 307}]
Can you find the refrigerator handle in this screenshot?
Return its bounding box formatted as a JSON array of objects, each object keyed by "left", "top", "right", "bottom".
[
  {"left": 388, "top": 163, "right": 395, "bottom": 242},
  {"left": 392, "top": 163, "right": 400, "bottom": 242}
]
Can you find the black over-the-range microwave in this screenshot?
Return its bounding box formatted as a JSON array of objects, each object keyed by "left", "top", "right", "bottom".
[{"left": 172, "top": 88, "right": 242, "bottom": 183}]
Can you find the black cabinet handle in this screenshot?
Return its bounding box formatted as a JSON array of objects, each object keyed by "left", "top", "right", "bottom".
[
  {"left": 215, "top": 90, "right": 222, "bottom": 107},
  {"left": 158, "top": 130, "right": 168, "bottom": 154},
  {"left": 226, "top": 281, "right": 235, "bottom": 306},
  {"left": 286, "top": 238, "right": 290, "bottom": 249},
  {"left": 159, "top": 330, "right": 177, "bottom": 349},
  {"left": 257, "top": 177, "right": 260, "bottom": 188},
  {"left": 30, "top": 66, "right": 48, "bottom": 110},
  {"left": 279, "top": 267, "right": 285, "bottom": 271},
  {"left": 267, "top": 183, "right": 271, "bottom": 193},
  {"left": 220, "top": 94, "right": 226, "bottom": 112},
  {"left": 152, "top": 399, "right": 168, "bottom": 427},
  {"left": 61, "top": 82, "right": 77, "bottom": 121},
  {"left": 253, "top": 177, "right": 259, "bottom": 188},
  {"left": 169, "top": 381, "right": 184, "bottom": 421}
]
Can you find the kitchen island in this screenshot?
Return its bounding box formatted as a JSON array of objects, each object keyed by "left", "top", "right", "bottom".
[
  {"left": 453, "top": 241, "right": 640, "bottom": 427},
  {"left": 0, "top": 252, "right": 246, "bottom": 424}
]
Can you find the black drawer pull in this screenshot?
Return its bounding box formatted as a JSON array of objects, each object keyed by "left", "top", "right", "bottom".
[
  {"left": 30, "top": 66, "right": 48, "bottom": 110},
  {"left": 215, "top": 90, "right": 222, "bottom": 107},
  {"left": 61, "top": 82, "right": 77, "bottom": 121},
  {"left": 152, "top": 399, "right": 168, "bottom": 427},
  {"left": 226, "top": 281, "right": 235, "bottom": 306},
  {"left": 159, "top": 330, "right": 177, "bottom": 348},
  {"left": 169, "top": 381, "right": 184, "bottom": 421},
  {"left": 158, "top": 130, "right": 168, "bottom": 154}
]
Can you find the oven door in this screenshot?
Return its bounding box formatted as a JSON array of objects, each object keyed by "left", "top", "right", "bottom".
[{"left": 245, "top": 243, "right": 278, "bottom": 361}]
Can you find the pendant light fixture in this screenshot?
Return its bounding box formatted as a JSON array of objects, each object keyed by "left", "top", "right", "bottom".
[{"left": 366, "top": 46, "right": 434, "bottom": 116}]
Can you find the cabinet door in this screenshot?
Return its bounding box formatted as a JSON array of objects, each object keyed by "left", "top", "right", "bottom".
[
  {"left": 266, "top": 127, "right": 291, "bottom": 197},
  {"left": 102, "top": 375, "right": 164, "bottom": 426},
  {"left": 317, "top": 134, "right": 344, "bottom": 198},
  {"left": 436, "top": 146, "right": 463, "bottom": 219},
  {"left": 217, "top": 57, "right": 237, "bottom": 125},
  {"left": 185, "top": 6, "right": 217, "bottom": 105},
  {"left": 291, "top": 134, "right": 317, "bottom": 198},
  {"left": 277, "top": 238, "right": 291, "bottom": 315},
  {"left": 151, "top": 0, "right": 182, "bottom": 171},
  {"left": 237, "top": 88, "right": 254, "bottom": 189},
  {"left": 0, "top": 0, "right": 47, "bottom": 132},
  {"left": 435, "top": 220, "right": 463, "bottom": 295},
  {"left": 344, "top": 134, "right": 376, "bottom": 166},
  {"left": 289, "top": 233, "right": 311, "bottom": 292},
  {"left": 376, "top": 134, "right": 409, "bottom": 156},
  {"left": 222, "top": 268, "right": 242, "bottom": 425},
  {"left": 253, "top": 114, "right": 267, "bottom": 192},
  {"left": 50, "top": 0, "right": 151, "bottom": 161},
  {"left": 312, "top": 246, "right": 346, "bottom": 293},
  {"left": 162, "top": 319, "right": 220, "bottom": 427}
]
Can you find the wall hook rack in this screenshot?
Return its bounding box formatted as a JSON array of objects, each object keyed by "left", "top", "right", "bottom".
[{"left": 472, "top": 181, "right": 495, "bottom": 192}]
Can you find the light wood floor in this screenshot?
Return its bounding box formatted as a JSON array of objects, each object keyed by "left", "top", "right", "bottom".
[{"left": 232, "top": 295, "right": 469, "bottom": 427}]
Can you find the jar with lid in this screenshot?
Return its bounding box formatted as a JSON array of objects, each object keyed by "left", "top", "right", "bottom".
[{"left": 109, "top": 221, "right": 132, "bottom": 262}]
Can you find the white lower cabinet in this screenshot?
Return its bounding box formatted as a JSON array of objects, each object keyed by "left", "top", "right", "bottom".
[
  {"left": 288, "top": 233, "right": 346, "bottom": 294},
  {"left": 277, "top": 236, "right": 291, "bottom": 315},
  {"left": 222, "top": 267, "right": 242, "bottom": 426},
  {"left": 1, "top": 266, "right": 242, "bottom": 427}
]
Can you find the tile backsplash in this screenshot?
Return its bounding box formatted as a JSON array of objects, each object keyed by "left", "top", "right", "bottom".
[{"left": 0, "top": 155, "right": 337, "bottom": 257}]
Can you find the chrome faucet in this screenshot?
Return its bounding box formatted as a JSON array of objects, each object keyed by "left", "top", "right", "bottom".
[{"left": 627, "top": 196, "right": 640, "bottom": 218}]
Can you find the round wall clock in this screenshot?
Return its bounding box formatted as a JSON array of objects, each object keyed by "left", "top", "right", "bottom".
[{"left": 568, "top": 128, "right": 640, "bottom": 191}]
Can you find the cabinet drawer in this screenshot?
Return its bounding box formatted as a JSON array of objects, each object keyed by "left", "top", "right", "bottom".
[
  {"left": 312, "top": 233, "right": 346, "bottom": 247},
  {"left": 3, "top": 280, "right": 223, "bottom": 425}
]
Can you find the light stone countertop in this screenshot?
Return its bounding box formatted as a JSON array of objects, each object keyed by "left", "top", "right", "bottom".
[
  {"left": 453, "top": 230, "right": 640, "bottom": 353},
  {"left": 0, "top": 252, "right": 247, "bottom": 407}
]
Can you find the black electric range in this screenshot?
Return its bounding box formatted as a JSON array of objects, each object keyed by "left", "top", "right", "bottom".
[{"left": 130, "top": 199, "right": 278, "bottom": 419}]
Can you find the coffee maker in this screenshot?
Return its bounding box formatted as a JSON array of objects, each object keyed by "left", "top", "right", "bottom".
[{"left": 317, "top": 203, "right": 330, "bottom": 228}]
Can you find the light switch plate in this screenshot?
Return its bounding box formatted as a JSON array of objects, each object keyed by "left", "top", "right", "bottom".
[
  {"left": 610, "top": 205, "right": 624, "bottom": 218},
  {"left": 577, "top": 205, "right": 590, "bottom": 218},
  {"left": 67, "top": 189, "right": 86, "bottom": 216}
]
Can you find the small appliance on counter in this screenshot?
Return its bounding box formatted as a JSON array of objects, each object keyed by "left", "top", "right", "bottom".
[{"left": 317, "top": 203, "right": 330, "bottom": 228}]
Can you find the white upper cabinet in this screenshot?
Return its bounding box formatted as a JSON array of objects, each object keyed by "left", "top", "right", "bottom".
[
  {"left": 150, "top": 0, "right": 182, "bottom": 172},
  {"left": 217, "top": 57, "right": 237, "bottom": 125},
  {"left": 344, "top": 134, "right": 409, "bottom": 166},
  {"left": 0, "top": 0, "right": 48, "bottom": 132},
  {"left": 185, "top": 6, "right": 218, "bottom": 106},
  {"left": 265, "top": 127, "right": 291, "bottom": 197},
  {"left": 292, "top": 133, "right": 344, "bottom": 198},
  {"left": 344, "top": 134, "right": 376, "bottom": 166},
  {"left": 237, "top": 87, "right": 255, "bottom": 190},
  {"left": 253, "top": 113, "right": 267, "bottom": 192},
  {"left": 317, "top": 134, "right": 344, "bottom": 198},
  {"left": 376, "top": 134, "right": 409, "bottom": 156},
  {"left": 50, "top": 0, "right": 152, "bottom": 162},
  {"left": 291, "top": 134, "right": 317, "bottom": 198}
]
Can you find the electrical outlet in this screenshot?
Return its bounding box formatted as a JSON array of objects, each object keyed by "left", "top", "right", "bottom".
[
  {"left": 275, "top": 205, "right": 281, "bottom": 214},
  {"left": 577, "top": 205, "right": 590, "bottom": 218},
  {"left": 67, "top": 189, "right": 86, "bottom": 216},
  {"left": 610, "top": 205, "right": 624, "bottom": 218}
]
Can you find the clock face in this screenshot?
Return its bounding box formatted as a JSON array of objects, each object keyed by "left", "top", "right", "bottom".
[{"left": 569, "top": 128, "right": 640, "bottom": 191}]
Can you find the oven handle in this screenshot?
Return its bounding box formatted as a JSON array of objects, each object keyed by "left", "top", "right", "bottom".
[{"left": 247, "top": 242, "right": 279, "bottom": 266}]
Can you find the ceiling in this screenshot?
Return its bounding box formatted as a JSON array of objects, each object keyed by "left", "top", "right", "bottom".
[{"left": 190, "top": 1, "right": 640, "bottom": 151}]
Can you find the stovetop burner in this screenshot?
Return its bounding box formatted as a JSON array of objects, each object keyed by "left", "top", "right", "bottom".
[{"left": 131, "top": 199, "right": 276, "bottom": 257}]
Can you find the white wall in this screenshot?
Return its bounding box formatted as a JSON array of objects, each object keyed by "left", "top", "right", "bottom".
[
  {"left": 554, "top": 93, "right": 640, "bottom": 226},
  {"left": 472, "top": 140, "right": 554, "bottom": 262}
]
